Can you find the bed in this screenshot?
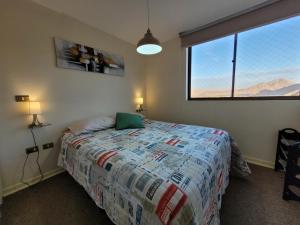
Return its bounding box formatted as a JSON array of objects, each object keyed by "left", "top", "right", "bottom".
[{"left": 58, "top": 119, "right": 247, "bottom": 225}]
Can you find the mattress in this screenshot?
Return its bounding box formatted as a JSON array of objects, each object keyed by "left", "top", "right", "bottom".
[{"left": 58, "top": 119, "right": 232, "bottom": 225}]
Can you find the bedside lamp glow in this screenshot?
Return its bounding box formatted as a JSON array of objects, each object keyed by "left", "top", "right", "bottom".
[
  {"left": 29, "top": 101, "right": 42, "bottom": 127},
  {"left": 136, "top": 97, "right": 143, "bottom": 105},
  {"left": 136, "top": 97, "right": 144, "bottom": 113},
  {"left": 29, "top": 101, "right": 41, "bottom": 114}
]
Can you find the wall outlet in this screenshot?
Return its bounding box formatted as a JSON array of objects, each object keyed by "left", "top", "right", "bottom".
[
  {"left": 43, "top": 142, "right": 54, "bottom": 150},
  {"left": 26, "top": 146, "right": 39, "bottom": 154},
  {"left": 15, "top": 95, "right": 29, "bottom": 102}
]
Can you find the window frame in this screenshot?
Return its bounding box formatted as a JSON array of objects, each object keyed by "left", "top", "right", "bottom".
[{"left": 187, "top": 21, "right": 300, "bottom": 101}]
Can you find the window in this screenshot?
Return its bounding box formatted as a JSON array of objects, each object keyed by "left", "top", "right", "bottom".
[{"left": 188, "top": 15, "right": 300, "bottom": 100}]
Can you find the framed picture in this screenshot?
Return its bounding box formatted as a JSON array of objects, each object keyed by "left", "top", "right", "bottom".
[{"left": 54, "top": 38, "right": 125, "bottom": 76}]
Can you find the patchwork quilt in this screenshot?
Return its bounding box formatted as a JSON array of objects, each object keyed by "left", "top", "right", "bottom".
[{"left": 58, "top": 120, "right": 233, "bottom": 225}]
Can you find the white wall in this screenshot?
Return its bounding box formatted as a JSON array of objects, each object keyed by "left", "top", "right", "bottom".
[
  {"left": 0, "top": 0, "right": 145, "bottom": 192},
  {"left": 145, "top": 38, "right": 300, "bottom": 167}
]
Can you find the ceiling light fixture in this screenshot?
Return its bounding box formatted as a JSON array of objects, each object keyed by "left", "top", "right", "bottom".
[{"left": 136, "top": 0, "right": 162, "bottom": 55}]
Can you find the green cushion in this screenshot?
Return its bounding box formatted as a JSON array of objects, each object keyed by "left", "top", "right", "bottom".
[{"left": 115, "top": 112, "right": 145, "bottom": 130}]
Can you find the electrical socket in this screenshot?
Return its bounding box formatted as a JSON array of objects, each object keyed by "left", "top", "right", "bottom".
[
  {"left": 15, "top": 95, "right": 29, "bottom": 102},
  {"left": 43, "top": 142, "right": 54, "bottom": 150},
  {"left": 26, "top": 146, "right": 39, "bottom": 154}
]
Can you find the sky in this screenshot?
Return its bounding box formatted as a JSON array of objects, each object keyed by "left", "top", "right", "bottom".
[{"left": 191, "top": 15, "right": 300, "bottom": 90}]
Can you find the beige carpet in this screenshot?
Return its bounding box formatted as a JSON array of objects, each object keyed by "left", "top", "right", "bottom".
[{"left": 2, "top": 164, "right": 300, "bottom": 225}]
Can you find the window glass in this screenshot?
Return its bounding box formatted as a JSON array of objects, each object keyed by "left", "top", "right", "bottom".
[
  {"left": 188, "top": 15, "right": 300, "bottom": 99},
  {"left": 235, "top": 16, "right": 300, "bottom": 97},
  {"left": 190, "top": 35, "right": 234, "bottom": 98}
]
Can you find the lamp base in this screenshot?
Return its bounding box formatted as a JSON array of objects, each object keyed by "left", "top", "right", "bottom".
[
  {"left": 29, "top": 114, "right": 43, "bottom": 128},
  {"left": 136, "top": 105, "right": 143, "bottom": 113}
]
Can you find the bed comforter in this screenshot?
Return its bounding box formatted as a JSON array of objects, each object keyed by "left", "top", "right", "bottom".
[{"left": 58, "top": 120, "right": 238, "bottom": 225}]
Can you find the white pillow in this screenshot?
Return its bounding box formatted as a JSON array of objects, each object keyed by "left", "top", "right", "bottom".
[{"left": 68, "top": 115, "right": 115, "bottom": 135}]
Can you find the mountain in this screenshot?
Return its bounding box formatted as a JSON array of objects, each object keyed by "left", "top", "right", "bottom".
[
  {"left": 257, "top": 83, "right": 300, "bottom": 96},
  {"left": 191, "top": 78, "right": 300, "bottom": 98},
  {"left": 237, "top": 79, "right": 293, "bottom": 96}
]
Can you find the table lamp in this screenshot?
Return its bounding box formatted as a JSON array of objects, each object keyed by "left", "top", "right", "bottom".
[
  {"left": 29, "top": 101, "right": 42, "bottom": 127},
  {"left": 136, "top": 97, "right": 144, "bottom": 113}
]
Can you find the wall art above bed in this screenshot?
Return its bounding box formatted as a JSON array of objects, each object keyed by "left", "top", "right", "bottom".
[{"left": 54, "top": 38, "right": 125, "bottom": 76}]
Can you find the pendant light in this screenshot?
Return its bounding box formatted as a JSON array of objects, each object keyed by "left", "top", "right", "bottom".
[{"left": 136, "top": 0, "right": 162, "bottom": 55}]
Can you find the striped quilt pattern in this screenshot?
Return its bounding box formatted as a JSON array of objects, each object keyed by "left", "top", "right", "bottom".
[{"left": 58, "top": 120, "right": 231, "bottom": 225}]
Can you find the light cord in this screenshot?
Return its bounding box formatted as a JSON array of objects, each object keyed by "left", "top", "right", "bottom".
[
  {"left": 20, "top": 128, "right": 44, "bottom": 187},
  {"left": 30, "top": 128, "right": 44, "bottom": 182},
  {"left": 20, "top": 154, "right": 30, "bottom": 186},
  {"left": 147, "top": 0, "right": 150, "bottom": 29}
]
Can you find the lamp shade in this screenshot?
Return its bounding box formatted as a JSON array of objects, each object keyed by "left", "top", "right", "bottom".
[
  {"left": 136, "top": 97, "right": 144, "bottom": 105},
  {"left": 137, "top": 29, "right": 162, "bottom": 55},
  {"left": 29, "top": 101, "right": 41, "bottom": 115}
]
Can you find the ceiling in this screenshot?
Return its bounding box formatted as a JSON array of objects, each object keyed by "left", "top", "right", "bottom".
[{"left": 32, "top": 0, "right": 268, "bottom": 45}]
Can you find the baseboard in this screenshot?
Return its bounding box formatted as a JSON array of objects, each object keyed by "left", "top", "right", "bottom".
[
  {"left": 244, "top": 155, "right": 274, "bottom": 169},
  {"left": 3, "top": 167, "right": 65, "bottom": 197}
]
